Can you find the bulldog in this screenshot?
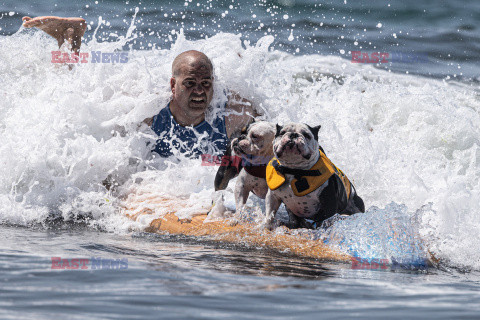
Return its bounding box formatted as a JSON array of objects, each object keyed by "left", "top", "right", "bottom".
[
  {"left": 214, "top": 121, "right": 276, "bottom": 222},
  {"left": 264, "top": 123, "right": 365, "bottom": 230}
]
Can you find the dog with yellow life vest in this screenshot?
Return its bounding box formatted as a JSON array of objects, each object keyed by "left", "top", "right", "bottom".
[{"left": 264, "top": 123, "right": 365, "bottom": 230}]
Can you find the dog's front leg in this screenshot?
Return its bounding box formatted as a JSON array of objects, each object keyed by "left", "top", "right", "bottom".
[
  {"left": 234, "top": 173, "right": 250, "bottom": 214},
  {"left": 230, "top": 173, "right": 250, "bottom": 226},
  {"left": 264, "top": 189, "right": 281, "bottom": 230}
]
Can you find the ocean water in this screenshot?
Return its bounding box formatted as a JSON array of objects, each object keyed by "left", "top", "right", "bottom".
[{"left": 1, "top": 0, "right": 480, "bottom": 318}]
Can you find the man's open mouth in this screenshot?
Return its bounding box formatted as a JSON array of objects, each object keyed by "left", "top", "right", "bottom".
[{"left": 190, "top": 97, "right": 206, "bottom": 103}]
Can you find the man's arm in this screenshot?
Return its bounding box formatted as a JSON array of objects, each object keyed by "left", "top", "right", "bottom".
[
  {"left": 143, "top": 117, "right": 154, "bottom": 127},
  {"left": 22, "top": 16, "right": 87, "bottom": 53},
  {"left": 224, "top": 92, "right": 259, "bottom": 139}
]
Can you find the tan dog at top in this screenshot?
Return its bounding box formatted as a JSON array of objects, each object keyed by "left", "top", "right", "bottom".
[{"left": 214, "top": 121, "right": 276, "bottom": 224}]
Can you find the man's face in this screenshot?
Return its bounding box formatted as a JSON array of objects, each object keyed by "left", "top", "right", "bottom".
[{"left": 170, "top": 63, "right": 214, "bottom": 120}]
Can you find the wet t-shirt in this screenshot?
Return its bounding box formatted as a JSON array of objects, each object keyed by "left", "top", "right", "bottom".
[{"left": 151, "top": 103, "right": 229, "bottom": 158}]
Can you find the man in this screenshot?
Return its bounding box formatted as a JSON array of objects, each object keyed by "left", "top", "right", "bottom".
[
  {"left": 147, "top": 50, "right": 256, "bottom": 158},
  {"left": 22, "top": 16, "right": 257, "bottom": 158}
]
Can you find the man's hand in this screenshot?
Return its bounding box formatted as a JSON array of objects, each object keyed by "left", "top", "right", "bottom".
[
  {"left": 224, "top": 92, "right": 259, "bottom": 139},
  {"left": 22, "top": 16, "right": 87, "bottom": 53}
]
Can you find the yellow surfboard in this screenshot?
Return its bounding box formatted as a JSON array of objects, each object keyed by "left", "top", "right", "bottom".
[{"left": 124, "top": 195, "right": 350, "bottom": 263}]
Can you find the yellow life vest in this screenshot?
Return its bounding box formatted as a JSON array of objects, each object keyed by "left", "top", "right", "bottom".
[{"left": 266, "top": 150, "right": 352, "bottom": 197}]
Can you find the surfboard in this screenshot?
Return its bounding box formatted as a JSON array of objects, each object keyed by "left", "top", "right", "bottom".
[{"left": 124, "top": 195, "right": 350, "bottom": 263}]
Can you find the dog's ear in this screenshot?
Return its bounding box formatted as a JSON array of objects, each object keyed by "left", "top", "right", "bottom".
[
  {"left": 307, "top": 125, "right": 321, "bottom": 141},
  {"left": 240, "top": 126, "right": 248, "bottom": 136},
  {"left": 275, "top": 124, "right": 283, "bottom": 137},
  {"left": 214, "top": 144, "right": 242, "bottom": 191},
  {"left": 239, "top": 119, "right": 256, "bottom": 137}
]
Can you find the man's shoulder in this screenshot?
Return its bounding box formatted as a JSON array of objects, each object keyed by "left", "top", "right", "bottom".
[
  {"left": 150, "top": 104, "right": 173, "bottom": 133},
  {"left": 157, "top": 104, "right": 171, "bottom": 116}
]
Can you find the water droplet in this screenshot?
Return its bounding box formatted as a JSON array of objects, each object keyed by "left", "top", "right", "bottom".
[{"left": 288, "top": 30, "right": 294, "bottom": 41}]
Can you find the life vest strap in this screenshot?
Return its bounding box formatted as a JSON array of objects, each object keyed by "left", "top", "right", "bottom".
[{"left": 272, "top": 160, "right": 322, "bottom": 180}]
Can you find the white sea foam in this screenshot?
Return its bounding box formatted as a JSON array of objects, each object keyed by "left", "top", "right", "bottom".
[{"left": 0, "top": 20, "right": 479, "bottom": 269}]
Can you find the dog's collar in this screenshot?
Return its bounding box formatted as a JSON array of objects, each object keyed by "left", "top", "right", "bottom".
[{"left": 244, "top": 164, "right": 267, "bottom": 179}]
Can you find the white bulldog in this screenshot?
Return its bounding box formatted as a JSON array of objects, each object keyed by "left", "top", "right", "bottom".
[
  {"left": 264, "top": 123, "right": 365, "bottom": 230},
  {"left": 214, "top": 121, "right": 276, "bottom": 223}
]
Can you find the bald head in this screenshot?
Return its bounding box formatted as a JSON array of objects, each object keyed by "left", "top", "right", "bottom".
[
  {"left": 168, "top": 50, "right": 215, "bottom": 127},
  {"left": 172, "top": 50, "right": 213, "bottom": 77}
]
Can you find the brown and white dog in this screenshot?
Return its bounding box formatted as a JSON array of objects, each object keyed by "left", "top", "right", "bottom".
[
  {"left": 214, "top": 121, "right": 276, "bottom": 223},
  {"left": 264, "top": 123, "right": 365, "bottom": 230}
]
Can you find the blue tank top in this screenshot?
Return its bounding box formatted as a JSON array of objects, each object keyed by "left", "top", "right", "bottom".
[{"left": 151, "top": 103, "right": 229, "bottom": 158}]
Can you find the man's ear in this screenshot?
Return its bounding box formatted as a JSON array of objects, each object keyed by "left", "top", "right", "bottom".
[
  {"left": 170, "top": 77, "right": 176, "bottom": 94},
  {"left": 275, "top": 124, "right": 283, "bottom": 137},
  {"left": 307, "top": 125, "right": 321, "bottom": 141}
]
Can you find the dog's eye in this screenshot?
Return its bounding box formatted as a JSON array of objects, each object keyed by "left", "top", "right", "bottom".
[
  {"left": 280, "top": 130, "right": 286, "bottom": 135},
  {"left": 301, "top": 131, "right": 312, "bottom": 139},
  {"left": 251, "top": 133, "right": 258, "bottom": 139}
]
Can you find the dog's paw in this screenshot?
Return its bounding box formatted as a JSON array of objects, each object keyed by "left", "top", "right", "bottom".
[
  {"left": 276, "top": 219, "right": 298, "bottom": 229},
  {"left": 227, "top": 217, "right": 240, "bottom": 226},
  {"left": 263, "top": 219, "right": 276, "bottom": 231},
  {"left": 207, "top": 191, "right": 234, "bottom": 222},
  {"left": 205, "top": 210, "right": 234, "bottom": 222},
  {"left": 298, "top": 219, "right": 314, "bottom": 229}
]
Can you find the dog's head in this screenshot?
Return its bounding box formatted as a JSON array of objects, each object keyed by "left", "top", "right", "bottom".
[
  {"left": 273, "top": 123, "right": 321, "bottom": 168},
  {"left": 231, "top": 121, "right": 276, "bottom": 165},
  {"left": 214, "top": 121, "right": 275, "bottom": 191}
]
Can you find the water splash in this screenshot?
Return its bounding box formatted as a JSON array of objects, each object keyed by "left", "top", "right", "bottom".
[
  {"left": 321, "top": 202, "right": 429, "bottom": 268},
  {"left": 0, "top": 19, "right": 479, "bottom": 271}
]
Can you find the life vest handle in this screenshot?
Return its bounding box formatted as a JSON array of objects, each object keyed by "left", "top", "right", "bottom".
[{"left": 272, "top": 160, "right": 322, "bottom": 180}]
